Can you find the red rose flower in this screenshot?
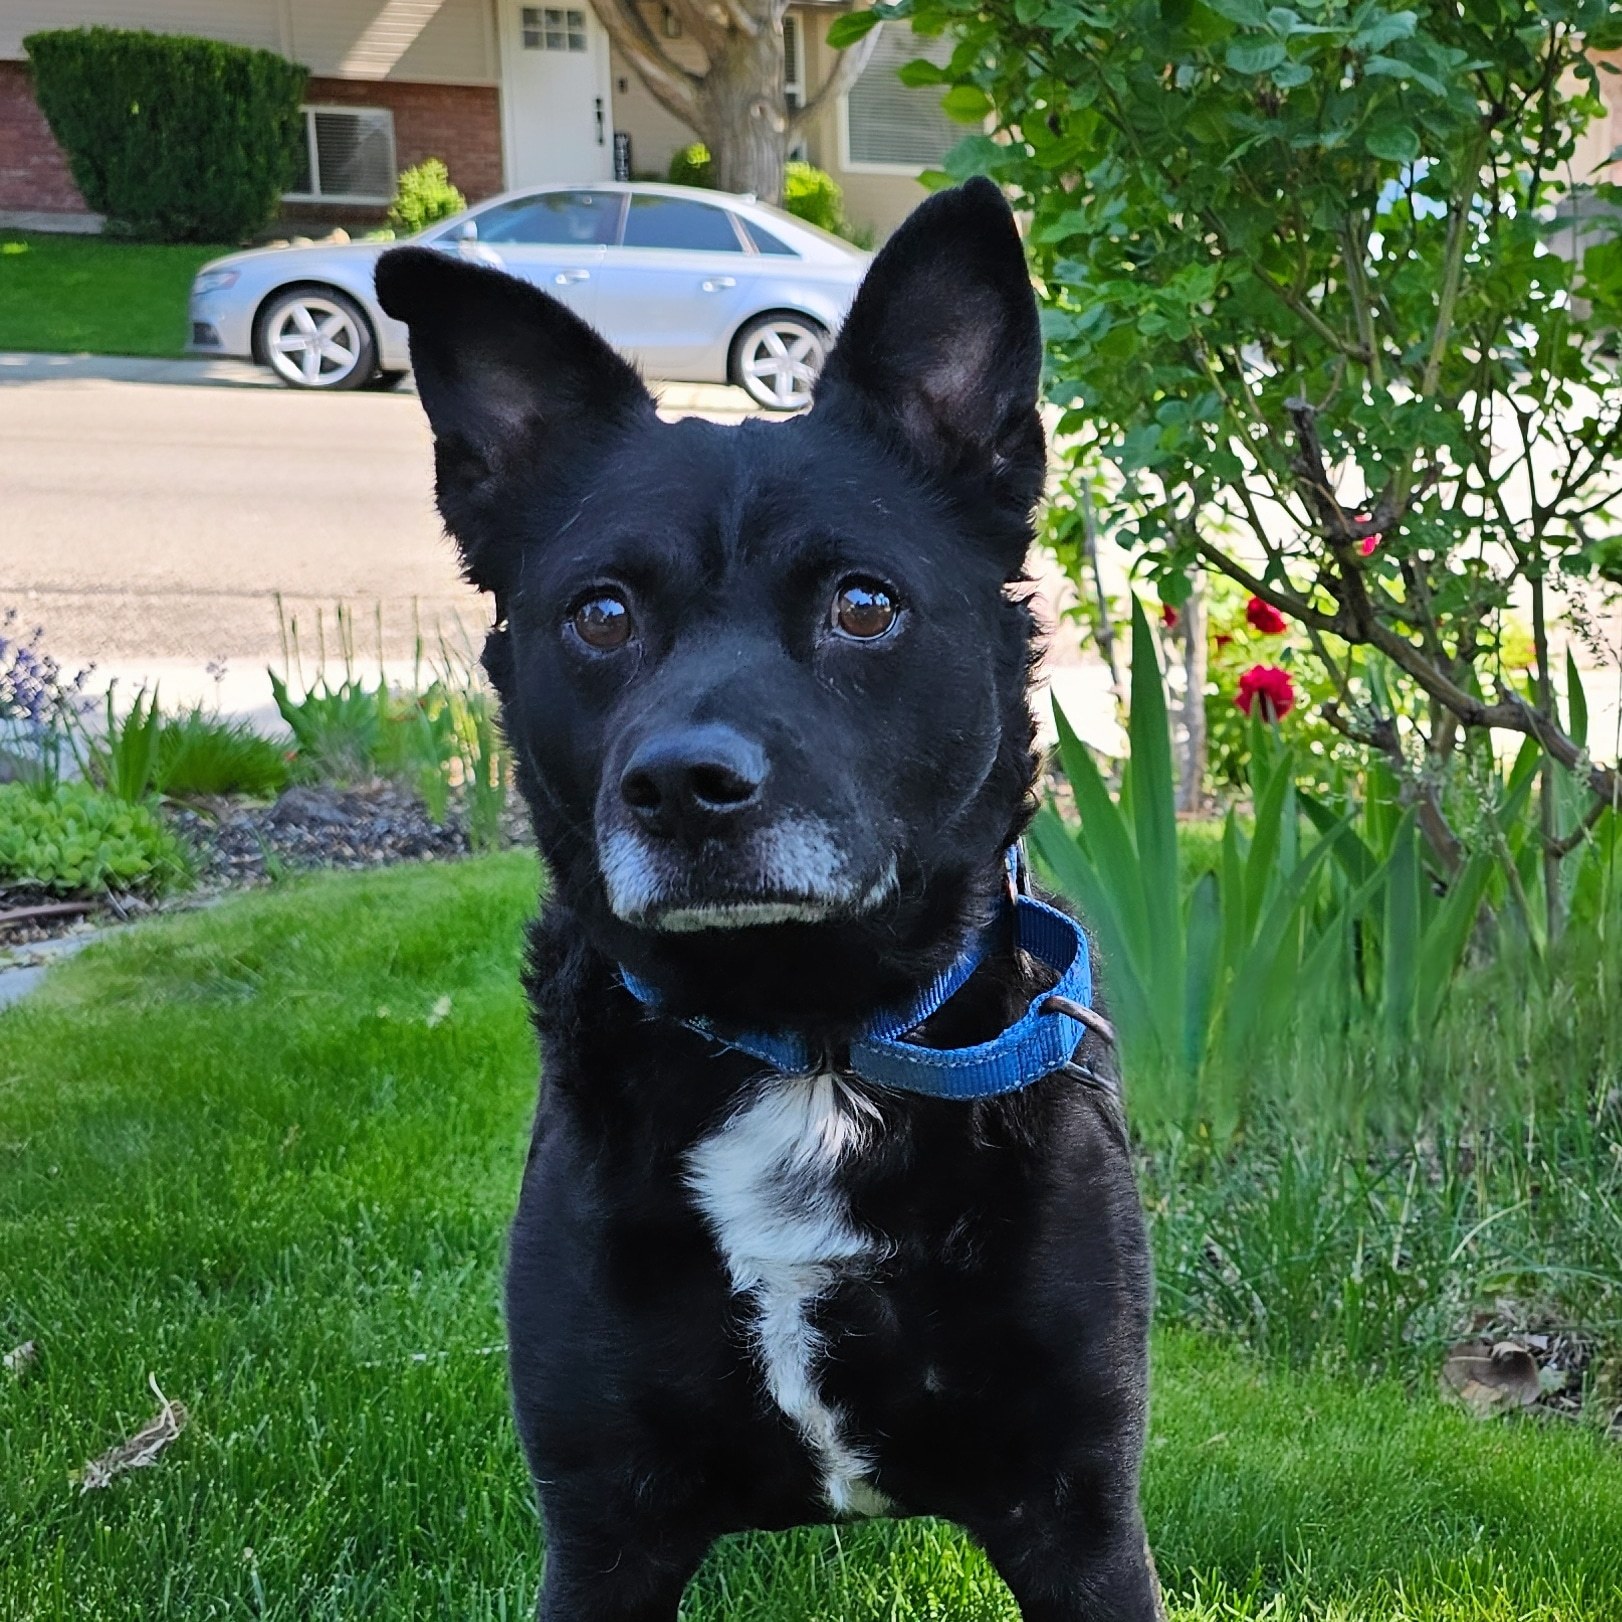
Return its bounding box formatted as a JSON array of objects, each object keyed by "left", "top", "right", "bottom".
[
  {"left": 1245, "top": 596, "right": 1287, "bottom": 634},
  {"left": 1355, "top": 512, "right": 1382, "bottom": 557},
  {"left": 1236, "top": 664, "right": 1296, "bottom": 721},
  {"left": 1160, "top": 602, "right": 1179, "bottom": 629}
]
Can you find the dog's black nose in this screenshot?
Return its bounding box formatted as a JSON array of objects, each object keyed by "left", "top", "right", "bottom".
[{"left": 620, "top": 726, "right": 767, "bottom": 838}]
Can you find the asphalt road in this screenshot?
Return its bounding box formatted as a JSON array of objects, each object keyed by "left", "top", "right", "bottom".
[
  {"left": 3, "top": 377, "right": 469, "bottom": 666},
  {"left": 0, "top": 367, "right": 757, "bottom": 719}
]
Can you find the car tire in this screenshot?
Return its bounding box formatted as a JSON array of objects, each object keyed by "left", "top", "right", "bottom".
[
  {"left": 257, "top": 287, "right": 378, "bottom": 391},
  {"left": 363, "top": 369, "right": 408, "bottom": 392},
  {"left": 730, "top": 312, "right": 828, "bottom": 412}
]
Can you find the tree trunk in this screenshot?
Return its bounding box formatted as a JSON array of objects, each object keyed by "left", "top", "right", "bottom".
[
  {"left": 1178, "top": 577, "right": 1208, "bottom": 816},
  {"left": 694, "top": 26, "right": 788, "bottom": 202}
]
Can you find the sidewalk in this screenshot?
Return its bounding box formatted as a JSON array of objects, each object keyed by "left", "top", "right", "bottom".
[{"left": 0, "top": 350, "right": 762, "bottom": 419}]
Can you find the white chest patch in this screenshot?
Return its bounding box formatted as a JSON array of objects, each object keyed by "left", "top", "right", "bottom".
[{"left": 684, "top": 1072, "right": 893, "bottom": 1518}]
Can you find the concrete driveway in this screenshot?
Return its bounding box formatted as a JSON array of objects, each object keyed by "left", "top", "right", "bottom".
[{"left": 0, "top": 356, "right": 759, "bottom": 720}]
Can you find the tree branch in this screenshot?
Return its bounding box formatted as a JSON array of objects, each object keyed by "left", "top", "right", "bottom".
[
  {"left": 791, "top": 24, "right": 880, "bottom": 129},
  {"left": 586, "top": 0, "right": 703, "bottom": 125},
  {"left": 1322, "top": 701, "right": 1465, "bottom": 876}
]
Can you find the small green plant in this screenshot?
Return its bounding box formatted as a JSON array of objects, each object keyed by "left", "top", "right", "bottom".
[
  {"left": 668, "top": 142, "right": 713, "bottom": 187},
  {"left": 153, "top": 707, "right": 291, "bottom": 800},
  {"left": 0, "top": 781, "right": 189, "bottom": 897},
  {"left": 1032, "top": 600, "right": 1344, "bottom": 1105},
  {"left": 781, "top": 161, "right": 843, "bottom": 234},
  {"left": 270, "top": 668, "right": 387, "bottom": 786},
  {"left": 387, "top": 158, "right": 465, "bottom": 236},
  {"left": 23, "top": 27, "right": 307, "bottom": 242},
  {"left": 451, "top": 687, "right": 508, "bottom": 853},
  {"left": 85, "top": 682, "right": 162, "bottom": 803},
  {"left": 1031, "top": 600, "right": 1521, "bottom": 1118}
]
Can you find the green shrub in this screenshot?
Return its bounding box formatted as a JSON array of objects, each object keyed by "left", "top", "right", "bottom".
[
  {"left": 782, "top": 161, "right": 843, "bottom": 234},
  {"left": 23, "top": 27, "right": 307, "bottom": 242},
  {"left": 667, "top": 142, "right": 713, "bottom": 187},
  {"left": 154, "top": 708, "right": 291, "bottom": 799},
  {"left": 0, "top": 782, "right": 188, "bottom": 897},
  {"left": 387, "top": 158, "right": 465, "bottom": 236}
]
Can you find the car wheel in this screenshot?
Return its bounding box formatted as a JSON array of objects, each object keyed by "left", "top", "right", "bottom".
[
  {"left": 258, "top": 288, "right": 376, "bottom": 391},
  {"left": 732, "top": 313, "right": 827, "bottom": 411}
]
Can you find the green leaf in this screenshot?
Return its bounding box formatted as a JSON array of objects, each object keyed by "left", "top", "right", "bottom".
[
  {"left": 896, "top": 58, "right": 947, "bottom": 87},
  {"left": 1199, "top": 0, "right": 1269, "bottom": 26},
  {"left": 1381, "top": 811, "right": 1421, "bottom": 1044},
  {"left": 1243, "top": 746, "right": 1294, "bottom": 936},
  {"left": 1220, "top": 824, "right": 1344, "bottom": 1057},
  {"left": 1052, "top": 699, "right": 1150, "bottom": 979},
  {"left": 1225, "top": 39, "right": 1288, "bottom": 73},
  {"left": 1028, "top": 803, "right": 1155, "bottom": 1047},
  {"left": 1364, "top": 122, "right": 1419, "bottom": 162},
  {"left": 1183, "top": 871, "right": 1222, "bottom": 1073},
  {"left": 940, "top": 84, "right": 993, "bottom": 123},
  {"left": 826, "top": 9, "right": 880, "bottom": 47},
  {"left": 1417, "top": 851, "right": 1492, "bottom": 1029},
  {"left": 1566, "top": 648, "right": 1589, "bottom": 750},
  {"left": 1352, "top": 10, "right": 1418, "bottom": 52}
]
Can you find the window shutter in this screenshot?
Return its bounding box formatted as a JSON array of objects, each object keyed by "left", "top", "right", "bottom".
[
  {"left": 311, "top": 109, "right": 396, "bottom": 200},
  {"left": 845, "top": 27, "right": 959, "bottom": 168}
]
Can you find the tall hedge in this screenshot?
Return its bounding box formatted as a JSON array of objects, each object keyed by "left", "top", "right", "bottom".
[{"left": 24, "top": 28, "right": 308, "bottom": 243}]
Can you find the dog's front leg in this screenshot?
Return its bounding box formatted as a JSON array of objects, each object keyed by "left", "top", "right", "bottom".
[
  {"left": 972, "top": 1501, "right": 1166, "bottom": 1622},
  {"left": 535, "top": 1515, "right": 713, "bottom": 1622}
]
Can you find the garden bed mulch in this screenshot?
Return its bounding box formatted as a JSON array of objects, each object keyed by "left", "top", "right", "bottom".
[{"left": 0, "top": 782, "right": 529, "bottom": 954}]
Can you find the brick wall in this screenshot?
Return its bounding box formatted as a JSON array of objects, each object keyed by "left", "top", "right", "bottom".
[
  {"left": 0, "top": 60, "right": 88, "bottom": 214},
  {"left": 300, "top": 76, "right": 503, "bottom": 223},
  {"left": 0, "top": 63, "right": 502, "bottom": 227}
]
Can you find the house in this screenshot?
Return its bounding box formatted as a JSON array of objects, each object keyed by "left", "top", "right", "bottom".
[{"left": 0, "top": 1, "right": 959, "bottom": 239}]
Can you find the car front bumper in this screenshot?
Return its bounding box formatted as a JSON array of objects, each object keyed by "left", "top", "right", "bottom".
[{"left": 186, "top": 287, "right": 256, "bottom": 361}]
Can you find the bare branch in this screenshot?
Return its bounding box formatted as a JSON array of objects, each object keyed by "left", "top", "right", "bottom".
[
  {"left": 586, "top": 0, "right": 702, "bottom": 125},
  {"left": 792, "top": 24, "right": 880, "bottom": 129},
  {"left": 1323, "top": 702, "right": 1465, "bottom": 876}
]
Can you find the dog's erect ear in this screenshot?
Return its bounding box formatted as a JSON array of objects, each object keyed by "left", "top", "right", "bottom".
[
  {"left": 375, "top": 246, "right": 655, "bottom": 595},
  {"left": 812, "top": 177, "right": 1044, "bottom": 518}
]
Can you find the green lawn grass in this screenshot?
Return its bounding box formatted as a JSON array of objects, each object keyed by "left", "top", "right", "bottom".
[
  {"left": 0, "top": 234, "right": 227, "bottom": 357},
  {"left": 4, "top": 855, "right": 1621, "bottom": 1619}
]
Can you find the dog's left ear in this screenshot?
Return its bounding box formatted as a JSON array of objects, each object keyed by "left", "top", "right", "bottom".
[
  {"left": 812, "top": 177, "right": 1044, "bottom": 520},
  {"left": 375, "top": 245, "right": 655, "bottom": 597}
]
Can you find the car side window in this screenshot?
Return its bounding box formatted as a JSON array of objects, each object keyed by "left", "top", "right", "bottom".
[
  {"left": 739, "top": 219, "right": 798, "bottom": 257},
  {"left": 621, "top": 195, "right": 745, "bottom": 252},
  {"left": 475, "top": 191, "right": 622, "bottom": 246}
]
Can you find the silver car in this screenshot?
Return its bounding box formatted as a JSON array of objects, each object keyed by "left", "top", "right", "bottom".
[{"left": 187, "top": 182, "right": 870, "bottom": 410}]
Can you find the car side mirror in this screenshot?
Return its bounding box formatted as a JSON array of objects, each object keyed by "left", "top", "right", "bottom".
[{"left": 456, "top": 219, "right": 478, "bottom": 243}]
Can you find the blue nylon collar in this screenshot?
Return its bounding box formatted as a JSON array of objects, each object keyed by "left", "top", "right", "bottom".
[{"left": 618, "top": 850, "right": 1100, "bottom": 1100}]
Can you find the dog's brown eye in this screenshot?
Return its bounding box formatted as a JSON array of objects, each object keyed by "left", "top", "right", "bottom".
[
  {"left": 572, "top": 593, "right": 632, "bottom": 650},
  {"left": 832, "top": 579, "right": 897, "bottom": 641}
]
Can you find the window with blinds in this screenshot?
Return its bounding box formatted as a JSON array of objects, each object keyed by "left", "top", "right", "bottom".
[
  {"left": 784, "top": 14, "right": 803, "bottom": 110},
  {"left": 286, "top": 107, "right": 397, "bottom": 203},
  {"left": 842, "top": 26, "right": 960, "bottom": 171}
]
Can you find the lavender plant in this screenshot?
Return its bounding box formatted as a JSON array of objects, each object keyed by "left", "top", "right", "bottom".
[{"left": 0, "top": 611, "right": 91, "bottom": 789}]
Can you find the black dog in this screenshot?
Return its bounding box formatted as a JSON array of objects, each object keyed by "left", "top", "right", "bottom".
[{"left": 377, "top": 178, "right": 1158, "bottom": 1622}]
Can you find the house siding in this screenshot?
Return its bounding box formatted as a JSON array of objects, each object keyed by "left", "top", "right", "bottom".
[
  {"left": 1, "top": 0, "right": 498, "bottom": 82},
  {"left": 0, "top": 3, "right": 502, "bottom": 230}
]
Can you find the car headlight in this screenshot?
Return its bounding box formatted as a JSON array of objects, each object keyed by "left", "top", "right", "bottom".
[{"left": 192, "top": 269, "right": 240, "bottom": 296}]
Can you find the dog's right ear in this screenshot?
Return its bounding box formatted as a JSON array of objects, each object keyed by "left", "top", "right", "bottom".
[{"left": 375, "top": 246, "right": 655, "bottom": 597}]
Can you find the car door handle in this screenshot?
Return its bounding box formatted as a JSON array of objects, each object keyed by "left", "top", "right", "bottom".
[
  {"left": 700, "top": 277, "right": 736, "bottom": 293},
  {"left": 554, "top": 269, "right": 591, "bottom": 284}
]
